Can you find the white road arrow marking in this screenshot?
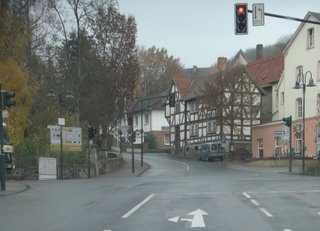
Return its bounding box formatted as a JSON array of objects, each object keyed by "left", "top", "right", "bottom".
[
  {"left": 181, "top": 208, "right": 208, "bottom": 228},
  {"left": 168, "top": 216, "right": 179, "bottom": 223}
]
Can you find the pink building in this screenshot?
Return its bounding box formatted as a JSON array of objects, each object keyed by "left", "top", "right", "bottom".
[{"left": 252, "top": 118, "right": 319, "bottom": 159}]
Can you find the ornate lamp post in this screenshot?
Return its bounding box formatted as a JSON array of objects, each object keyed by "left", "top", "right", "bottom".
[{"left": 293, "top": 70, "right": 316, "bottom": 173}]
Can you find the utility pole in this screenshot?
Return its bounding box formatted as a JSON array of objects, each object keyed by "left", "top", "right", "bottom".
[{"left": 0, "top": 83, "right": 5, "bottom": 191}]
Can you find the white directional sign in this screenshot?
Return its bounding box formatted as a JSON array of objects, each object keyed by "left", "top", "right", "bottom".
[
  {"left": 168, "top": 208, "right": 208, "bottom": 228},
  {"left": 252, "top": 3, "right": 265, "bottom": 26}
]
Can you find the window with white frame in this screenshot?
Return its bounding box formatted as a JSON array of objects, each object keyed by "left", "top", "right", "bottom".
[
  {"left": 317, "top": 94, "right": 320, "bottom": 115},
  {"left": 175, "top": 102, "right": 180, "bottom": 113},
  {"left": 164, "top": 134, "right": 170, "bottom": 145},
  {"left": 296, "top": 98, "right": 302, "bottom": 119},
  {"left": 189, "top": 101, "right": 198, "bottom": 112},
  {"left": 135, "top": 116, "right": 139, "bottom": 126},
  {"left": 307, "top": 28, "right": 314, "bottom": 48},
  {"left": 295, "top": 132, "right": 302, "bottom": 155},
  {"left": 207, "top": 120, "right": 217, "bottom": 134},
  {"left": 144, "top": 113, "right": 149, "bottom": 125},
  {"left": 280, "top": 92, "right": 284, "bottom": 105},
  {"left": 258, "top": 138, "right": 264, "bottom": 158},
  {"left": 317, "top": 61, "right": 320, "bottom": 82},
  {"left": 190, "top": 123, "right": 199, "bottom": 137},
  {"left": 275, "top": 137, "right": 281, "bottom": 148},
  {"left": 296, "top": 66, "right": 303, "bottom": 84},
  {"left": 274, "top": 136, "right": 281, "bottom": 157}
]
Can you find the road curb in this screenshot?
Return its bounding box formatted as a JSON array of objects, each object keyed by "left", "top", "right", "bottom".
[
  {"left": 0, "top": 183, "right": 30, "bottom": 197},
  {"left": 136, "top": 163, "right": 151, "bottom": 177}
]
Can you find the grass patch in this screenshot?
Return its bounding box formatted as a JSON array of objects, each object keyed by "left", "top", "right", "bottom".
[
  {"left": 244, "top": 159, "right": 302, "bottom": 168},
  {"left": 244, "top": 159, "right": 320, "bottom": 176},
  {"left": 304, "top": 161, "right": 320, "bottom": 176}
]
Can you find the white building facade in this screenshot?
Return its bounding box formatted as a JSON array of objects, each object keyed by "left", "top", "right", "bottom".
[{"left": 252, "top": 12, "right": 320, "bottom": 159}]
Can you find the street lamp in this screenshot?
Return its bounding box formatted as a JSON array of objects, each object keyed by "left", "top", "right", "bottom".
[
  {"left": 293, "top": 70, "right": 316, "bottom": 173},
  {"left": 48, "top": 88, "right": 73, "bottom": 179}
]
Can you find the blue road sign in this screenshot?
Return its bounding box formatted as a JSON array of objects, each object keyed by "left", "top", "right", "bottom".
[{"left": 274, "top": 130, "right": 285, "bottom": 136}]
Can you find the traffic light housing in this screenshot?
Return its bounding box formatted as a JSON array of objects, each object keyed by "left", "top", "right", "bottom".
[
  {"left": 3, "top": 91, "right": 15, "bottom": 108},
  {"left": 169, "top": 93, "right": 175, "bottom": 107},
  {"left": 235, "top": 3, "right": 248, "bottom": 35},
  {"left": 283, "top": 115, "right": 292, "bottom": 127},
  {"left": 88, "top": 126, "right": 97, "bottom": 140}
]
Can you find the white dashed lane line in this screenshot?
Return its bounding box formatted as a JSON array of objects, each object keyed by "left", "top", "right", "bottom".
[
  {"left": 259, "top": 207, "right": 273, "bottom": 217},
  {"left": 242, "top": 192, "right": 273, "bottom": 218}
]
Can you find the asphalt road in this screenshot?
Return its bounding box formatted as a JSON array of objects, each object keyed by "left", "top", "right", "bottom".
[{"left": 1, "top": 153, "right": 320, "bottom": 231}]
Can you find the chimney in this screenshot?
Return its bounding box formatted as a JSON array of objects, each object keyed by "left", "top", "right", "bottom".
[
  {"left": 192, "top": 65, "right": 198, "bottom": 74},
  {"left": 256, "top": 44, "right": 263, "bottom": 60},
  {"left": 217, "top": 57, "right": 228, "bottom": 71}
]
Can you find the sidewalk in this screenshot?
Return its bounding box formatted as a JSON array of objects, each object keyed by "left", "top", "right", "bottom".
[
  {"left": 103, "top": 158, "right": 150, "bottom": 177},
  {"left": 0, "top": 158, "right": 150, "bottom": 196},
  {"left": 0, "top": 181, "right": 29, "bottom": 196}
]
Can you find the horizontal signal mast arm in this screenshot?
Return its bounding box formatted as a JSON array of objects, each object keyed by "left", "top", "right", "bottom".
[{"left": 248, "top": 10, "right": 320, "bottom": 25}]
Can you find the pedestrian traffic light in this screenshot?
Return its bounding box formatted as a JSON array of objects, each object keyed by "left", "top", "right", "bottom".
[
  {"left": 283, "top": 116, "right": 292, "bottom": 127},
  {"left": 169, "top": 93, "right": 175, "bottom": 107},
  {"left": 88, "top": 126, "right": 97, "bottom": 140},
  {"left": 235, "top": 3, "right": 248, "bottom": 35},
  {"left": 3, "top": 91, "right": 15, "bottom": 108}
]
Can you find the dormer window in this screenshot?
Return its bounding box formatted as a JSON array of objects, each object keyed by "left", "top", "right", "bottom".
[{"left": 307, "top": 28, "right": 314, "bottom": 49}]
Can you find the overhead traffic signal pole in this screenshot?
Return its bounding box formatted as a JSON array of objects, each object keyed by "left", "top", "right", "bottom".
[{"left": 235, "top": 3, "right": 320, "bottom": 36}]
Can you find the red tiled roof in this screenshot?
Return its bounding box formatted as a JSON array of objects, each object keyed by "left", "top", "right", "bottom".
[
  {"left": 173, "top": 76, "right": 193, "bottom": 98},
  {"left": 247, "top": 54, "right": 284, "bottom": 87}
]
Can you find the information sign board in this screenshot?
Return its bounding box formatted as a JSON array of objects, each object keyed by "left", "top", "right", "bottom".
[{"left": 48, "top": 126, "right": 82, "bottom": 152}]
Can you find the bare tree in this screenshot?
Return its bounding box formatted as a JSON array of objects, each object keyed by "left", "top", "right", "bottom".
[
  {"left": 80, "top": 3, "right": 138, "bottom": 134},
  {"left": 202, "top": 66, "right": 261, "bottom": 147}
]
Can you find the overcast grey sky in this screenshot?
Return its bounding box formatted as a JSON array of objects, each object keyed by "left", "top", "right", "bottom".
[{"left": 118, "top": 0, "right": 319, "bottom": 67}]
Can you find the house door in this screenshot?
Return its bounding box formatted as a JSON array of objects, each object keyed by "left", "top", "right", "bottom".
[{"left": 175, "top": 126, "right": 180, "bottom": 154}]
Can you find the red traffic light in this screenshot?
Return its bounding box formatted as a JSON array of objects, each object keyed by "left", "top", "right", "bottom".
[
  {"left": 234, "top": 3, "right": 248, "bottom": 35},
  {"left": 237, "top": 6, "right": 245, "bottom": 14}
]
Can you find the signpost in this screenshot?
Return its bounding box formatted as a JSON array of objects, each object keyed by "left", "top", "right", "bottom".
[{"left": 48, "top": 126, "right": 82, "bottom": 152}]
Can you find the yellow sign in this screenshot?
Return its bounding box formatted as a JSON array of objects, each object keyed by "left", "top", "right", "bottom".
[{"left": 50, "top": 144, "right": 82, "bottom": 152}]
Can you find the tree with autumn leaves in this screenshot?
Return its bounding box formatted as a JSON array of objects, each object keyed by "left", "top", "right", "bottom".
[
  {"left": 0, "top": 0, "right": 38, "bottom": 146},
  {"left": 0, "top": 0, "right": 183, "bottom": 169}
]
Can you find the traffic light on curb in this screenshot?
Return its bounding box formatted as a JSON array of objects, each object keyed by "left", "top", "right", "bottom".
[
  {"left": 283, "top": 115, "right": 292, "bottom": 127},
  {"left": 88, "top": 126, "right": 97, "bottom": 140},
  {"left": 235, "top": 3, "right": 248, "bottom": 35},
  {"left": 3, "top": 91, "right": 15, "bottom": 108}
]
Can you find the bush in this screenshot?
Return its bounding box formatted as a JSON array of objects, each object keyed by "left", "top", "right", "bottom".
[{"left": 14, "top": 140, "right": 51, "bottom": 168}]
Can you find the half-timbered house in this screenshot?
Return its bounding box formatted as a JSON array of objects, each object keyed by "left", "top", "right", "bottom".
[{"left": 165, "top": 58, "right": 265, "bottom": 158}]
